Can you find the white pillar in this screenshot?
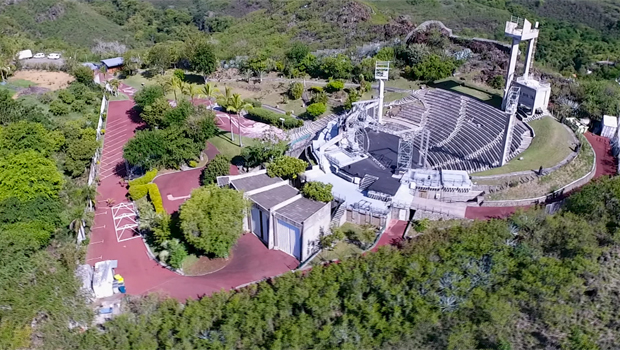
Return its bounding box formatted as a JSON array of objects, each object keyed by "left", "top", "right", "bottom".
[
  {"left": 502, "top": 38, "right": 520, "bottom": 110},
  {"left": 523, "top": 38, "right": 536, "bottom": 80},
  {"left": 378, "top": 79, "right": 385, "bottom": 124}
]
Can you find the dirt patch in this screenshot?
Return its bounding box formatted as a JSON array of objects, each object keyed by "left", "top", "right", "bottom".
[
  {"left": 10, "top": 70, "right": 74, "bottom": 91},
  {"left": 182, "top": 253, "right": 233, "bottom": 276}
]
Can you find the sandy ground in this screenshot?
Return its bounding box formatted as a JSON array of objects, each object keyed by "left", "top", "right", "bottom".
[{"left": 10, "top": 70, "right": 74, "bottom": 91}]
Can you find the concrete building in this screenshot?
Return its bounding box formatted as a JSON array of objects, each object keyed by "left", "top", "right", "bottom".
[
  {"left": 602, "top": 115, "right": 618, "bottom": 139},
  {"left": 218, "top": 171, "right": 331, "bottom": 262}
]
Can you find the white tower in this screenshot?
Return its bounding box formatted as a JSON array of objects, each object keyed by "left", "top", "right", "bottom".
[
  {"left": 502, "top": 17, "right": 540, "bottom": 111},
  {"left": 374, "top": 61, "right": 390, "bottom": 124}
]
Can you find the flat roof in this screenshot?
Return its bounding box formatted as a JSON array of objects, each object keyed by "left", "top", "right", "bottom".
[
  {"left": 276, "top": 197, "right": 326, "bottom": 223},
  {"left": 603, "top": 115, "right": 617, "bottom": 127},
  {"left": 230, "top": 173, "right": 282, "bottom": 192},
  {"left": 340, "top": 158, "right": 401, "bottom": 196},
  {"left": 250, "top": 185, "right": 299, "bottom": 209}
]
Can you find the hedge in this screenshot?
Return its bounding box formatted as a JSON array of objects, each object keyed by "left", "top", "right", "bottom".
[
  {"left": 128, "top": 184, "right": 149, "bottom": 200},
  {"left": 128, "top": 169, "right": 158, "bottom": 187},
  {"left": 147, "top": 183, "right": 165, "bottom": 214},
  {"left": 246, "top": 108, "right": 303, "bottom": 129},
  {"left": 128, "top": 183, "right": 165, "bottom": 214}
]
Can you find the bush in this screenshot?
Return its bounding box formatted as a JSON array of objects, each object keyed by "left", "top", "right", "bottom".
[
  {"left": 288, "top": 82, "right": 304, "bottom": 100},
  {"left": 129, "top": 169, "right": 158, "bottom": 187},
  {"left": 304, "top": 103, "right": 327, "bottom": 120},
  {"left": 165, "top": 239, "right": 187, "bottom": 269},
  {"left": 188, "top": 160, "right": 198, "bottom": 168},
  {"left": 58, "top": 90, "right": 75, "bottom": 105},
  {"left": 311, "top": 91, "right": 328, "bottom": 105},
  {"left": 128, "top": 184, "right": 149, "bottom": 200},
  {"left": 147, "top": 183, "right": 165, "bottom": 214},
  {"left": 246, "top": 108, "right": 303, "bottom": 129},
  {"left": 134, "top": 85, "right": 165, "bottom": 109},
  {"left": 173, "top": 69, "right": 185, "bottom": 81},
  {"left": 243, "top": 98, "right": 262, "bottom": 108},
  {"left": 72, "top": 65, "right": 94, "bottom": 85},
  {"left": 266, "top": 156, "right": 308, "bottom": 179},
  {"left": 49, "top": 100, "right": 70, "bottom": 116},
  {"left": 201, "top": 154, "right": 230, "bottom": 185},
  {"left": 309, "top": 86, "right": 323, "bottom": 93},
  {"left": 71, "top": 100, "right": 87, "bottom": 113},
  {"left": 301, "top": 181, "right": 333, "bottom": 202},
  {"left": 325, "top": 79, "right": 345, "bottom": 92},
  {"left": 489, "top": 75, "right": 505, "bottom": 90}
]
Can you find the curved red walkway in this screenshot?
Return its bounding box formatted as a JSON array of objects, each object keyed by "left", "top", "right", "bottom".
[
  {"left": 86, "top": 98, "right": 296, "bottom": 301},
  {"left": 465, "top": 132, "right": 617, "bottom": 220}
]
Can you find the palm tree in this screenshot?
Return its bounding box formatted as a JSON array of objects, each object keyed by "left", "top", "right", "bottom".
[
  {"left": 224, "top": 93, "right": 253, "bottom": 146},
  {"left": 186, "top": 83, "right": 202, "bottom": 103},
  {"left": 170, "top": 76, "right": 184, "bottom": 102},
  {"left": 216, "top": 86, "right": 236, "bottom": 140},
  {"left": 202, "top": 83, "right": 219, "bottom": 109},
  {"left": 109, "top": 79, "right": 121, "bottom": 96},
  {"left": 154, "top": 75, "right": 173, "bottom": 95}
]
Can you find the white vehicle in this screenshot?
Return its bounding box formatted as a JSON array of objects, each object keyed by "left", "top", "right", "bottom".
[
  {"left": 33, "top": 52, "right": 45, "bottom": 59},
  {"left": 47, "top": 53, "right": 61, "bottom": 59}
]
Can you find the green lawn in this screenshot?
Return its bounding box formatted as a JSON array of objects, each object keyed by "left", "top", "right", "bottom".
[
  {"left": 311, "top": 241, "right": 363, "bottom": 266},
  {"left": 208, "top": 132, "right": 261, "bottom": 159},
  {"left": 473, "top": 117, "right": 575, "bottom": 176}
]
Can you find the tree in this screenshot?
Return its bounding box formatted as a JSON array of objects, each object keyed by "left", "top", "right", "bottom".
[
  {"left": 266, "top": 156, "right": 308, "bottom": 179},
  {"left": 190, "top": 41, "right": 217, "bottom": 83},
  {"left": 286, "top": 42, "right": 310, "bottom": 64},
  {"left": 185, "top": 83, "right": 202, "bottom": 102},
  {"left": 223, "top": 93, "right": 253, "bottom": 146},
  {"left": 0, "top": 150, "right": 64, "bottom": 202},
  {"left": 108, "top": 79, "right": 121, "bottom": 96},
  {"left": 344, "top": 89, "right": 360, "bottom": 111},
  {"left": 374, "top": 46, "right": 395, "bottom": 61},
  {"left": 170, "top": 75, "right": 184, "bottom": 102},
  {"left": 148, "top": 42, "right": 176, "bottom": 74},
  {"left": 202, "top": 83, "right": 219, "bottom": 108},
  {"left": 325, "top": 79, "right": 345, "bottom": 92},
  {"left": 134, "top": 85, "right": 165, "bottom": 109},
  {"left": 288, "top": 82, "right": 304, "bottom": 100},
  {"left": 201, "top": 154, "right": 230, "bottom": 185},
  {"left": 122, "top": 49, "right": 144, "bottom": 76},
  {"left": 489, "top": 75, "right": 505, "bottom": 90},
  {"left": 0, "top": 121, "right": 64, "bottom": 157},
  {"left": 72, "top": 66, "right": 94, "bottom": 85},
  {"left": 180, "top": 185, "right": 247, "bottom": 257},
  {"left": 140, "top": 97, "right": 171, "bottom": 128},
  {"left": 301, "top": 181, "right": 333, "bottom": 202},
  {"left": 241, "top": 136, "right": 287, "bottom": 168},
  {"left": 407, "top": 54, "right": 457, "bottom": 82},
  {"left": 319, "top": 54, "right": 353, "bottom": 79}
]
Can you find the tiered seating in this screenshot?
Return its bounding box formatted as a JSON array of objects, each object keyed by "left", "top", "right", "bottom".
[{"left": 393, "top": 89, "right": 532, "bottom": 173}]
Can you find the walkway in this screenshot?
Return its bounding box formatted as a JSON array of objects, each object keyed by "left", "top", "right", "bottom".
[
  {"left": 464, "top": 132, "right": 617, "bottom": 219},
  {"left": 86, "top": 96, "right": 297, "bottom": 300}
]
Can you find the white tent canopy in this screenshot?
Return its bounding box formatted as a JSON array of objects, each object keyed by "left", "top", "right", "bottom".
[{"left": 17, "top": 50, "right": 32, "bottom": 60}]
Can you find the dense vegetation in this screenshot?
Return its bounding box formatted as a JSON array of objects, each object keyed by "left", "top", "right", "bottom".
[
  {"left": 32, "top": 176, "right": 615, "bottom": 349},
  {"left": 0, "top": 70, "right": 102, "bottom": 349}
]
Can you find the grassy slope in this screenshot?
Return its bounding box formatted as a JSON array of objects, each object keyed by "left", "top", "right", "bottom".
[
  {"left": 473, "top": 117, "right": 574, "bottom": 176},
  {"left": 1, "top": 0, "right": 127, "bottom": 48}
]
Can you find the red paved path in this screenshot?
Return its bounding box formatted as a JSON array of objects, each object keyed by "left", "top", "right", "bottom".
[
  {"left": 86, "top": 98, "right": 297, "bottom": 300},
  {"left": 372, "top": 220, "right": 407, "bottom": 251},
  {"left": 465, "top": 132, "right": 616, "bottom": 220}
]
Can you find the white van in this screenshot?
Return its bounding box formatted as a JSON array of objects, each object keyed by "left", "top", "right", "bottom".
[{"left": 47, "top": 53, "right": 61, "bottom": 59}]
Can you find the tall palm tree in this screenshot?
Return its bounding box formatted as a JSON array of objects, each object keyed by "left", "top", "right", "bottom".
[
  {"left": 186, "top": 83, "right": 202, "bottom": 103},
  {"left": 216, "top": 86, "right": 236, "bottom": 140},
  {"left": 170, "top": 76, "right": 184, "bottom": 102},
  {"left": 225, "top": 93, "right": 253, "bottom": 146},
  {"left": 155, "top": 75, "right": 173, "bottom": 95},
  {"left": 109, "top": 79, "right": 121, "bottom": 96},
  {"left": 202, "top": 83, "right": 219, "bottom": 109}
]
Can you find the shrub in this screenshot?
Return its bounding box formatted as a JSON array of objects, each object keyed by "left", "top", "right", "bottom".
[
  {"left": 173, "top": 69, "right": 185, "bottom": 81},
  {"left": 309, "top": 86, "right": 323, "bottom": 93},
  {"left": 188, "top": 160, "right": 198, "bottom": 168},
  {"left": 489, "top": 75, "right": 505, "bottom": 90},
  {"left": 58, "top": 90, "right": 75, "bottom": 105},
  {"left": 266, "top": 156, "right": 308, "bottom": 179},
  {"left": 201, "top": 154, "right": 230, "bottom": 185},
  {"left": 246, "top": 108, "right": 303, "bottom": 129},
  {"left": 129, "top": 169, "right": 158, "bottom": 187},
  {"left": 301, "top": 181, "right": 334, "bottom": 202},
  {"left": 72, "top": 65, "right": 94, "bottom": 85},
  {"left": 343, "top": 223, "right": 377, "bottom": 249},
  {"left": 304, "top": 103, "right": 327, "bottom": 120},
  {"left": 311, "top": 91, "right": 328, "bottom": 105},
  {"left": 165, "top": 239, "right": 187, "bottom": 269},
  {"left": 147, "top": 183, "right": 165, "bottom": 214},
  {"left": 325, "top": 79, "right": 345, "bottom": 92},
  {"left": 71, "top": 100, "right": 87, "bottom": 113},
  {"left": 128, "top": 184, "right": 149, "bottom": 200},
  {"left": 134, "top": 85, "right": 165, "bottom": 109},
  {"left": 49, "top": 100, "right": 70, "bottom": 116},
  {"left": 288, "top": 82, "right": 304, "bottom": 100},
  {"left": 243, "top": 98, "right": 262, "bottom": 108}
]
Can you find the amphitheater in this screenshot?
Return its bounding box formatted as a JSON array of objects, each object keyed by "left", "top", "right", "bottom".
[{"left": 382, "top": 88, "right": 532, "bottom": 173}]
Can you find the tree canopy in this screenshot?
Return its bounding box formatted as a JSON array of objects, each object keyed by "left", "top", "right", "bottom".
[
  {"left": 0, "top": 150, "right": 64, "bottom": 202},
  {"left": 179, "top": 185, "right": 247, "bottom": 257},
  {"left": 190, "top": 41, "right": 217, "bottom": 81},
  {"left": 266, "top": 156, "right": 308, "bottom": 179},
  {"left": 201, "top": 154, "right": 230, "bottom": 185}
]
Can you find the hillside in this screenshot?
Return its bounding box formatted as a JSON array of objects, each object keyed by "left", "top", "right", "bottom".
[{"left": 0, "top": 0, "right": 128, "bottom": 48}]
